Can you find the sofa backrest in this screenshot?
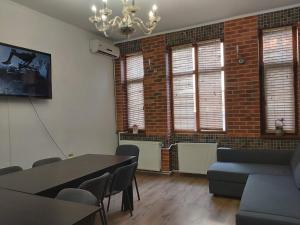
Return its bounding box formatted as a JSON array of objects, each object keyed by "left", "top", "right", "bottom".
[
  {"left": 291, "top": 145, "right": 300, "bottom": 189},
  {"left": 217, "top": 148, "right": 293, "bottom": 165}
]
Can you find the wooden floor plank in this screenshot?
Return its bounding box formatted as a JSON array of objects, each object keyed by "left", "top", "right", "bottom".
[{"left": 97, "top": 173, "right": 240, "bottom": 225}]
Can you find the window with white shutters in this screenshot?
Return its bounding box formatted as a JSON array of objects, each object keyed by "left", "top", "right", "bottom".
[
  {"left": 198, "top": 40, "right": 226, "bottom": 131},
  {"left": 126, "top": 54, "right": 145, "bottom": 129},
  {"left": 172, "top": 46, "right": 196, "bottom": 131},
  {"left": 171, "top": 41, "right": 226, "bottom": 132},
  {"left": 262, "top": 26, "right": 297, "bottom": 133}
]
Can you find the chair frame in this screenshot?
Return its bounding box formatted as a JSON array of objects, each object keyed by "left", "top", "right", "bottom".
[
  {"left": 106, "top": 162, "right": 137, "bottom": 216},
  {"left": 116, "top": 145, "right": 141, "bottom": 201},
  {"left": 79, "top": 173, "right": 110, "bottom": 225}
]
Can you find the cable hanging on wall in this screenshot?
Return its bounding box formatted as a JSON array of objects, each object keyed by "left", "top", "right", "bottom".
[
  {"left": 6, "top": 97, "right": 12, "bottom": 166},
  {"left": 28, "top": 97, "right": 67, "bottom": 159}
]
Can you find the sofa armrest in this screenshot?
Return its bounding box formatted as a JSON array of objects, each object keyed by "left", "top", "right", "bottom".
[{"left": 217, "top": 147, "right": 293, "bottom": 165}]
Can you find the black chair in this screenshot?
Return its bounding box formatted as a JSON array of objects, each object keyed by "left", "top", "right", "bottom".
[
  {"left": 116, "top": 145, "right": 140, "bottom": 200},
  {"left": 32, "top": 157, "right": 62, "bottom": 168},
  {"left": 0, "top": 166, "right": 22, "bottom": 176},
  {"left": 79, "top": 173, "right": 111, "bottom": 225},
  {"left": 56, "top": 188, "right": 98, "bottom": 225},
  {"left": 106, "top": 162, "right": 137, "bottom": 216}
]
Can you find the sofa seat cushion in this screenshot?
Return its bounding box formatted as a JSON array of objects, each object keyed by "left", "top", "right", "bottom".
[
  {"left": 239, "top": 174, "right": 300, "bottom": 221},
  {"left": 208, "top": 162, "right": 291, "bottom": 183}
]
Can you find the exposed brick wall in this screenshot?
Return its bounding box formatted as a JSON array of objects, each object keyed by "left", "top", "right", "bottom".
[
  {"left": 258, "top": 7, "right": 300, "bottom": 29},
  {"left": 165, "top": 23, "right": 224, "bottom": 47},
  {"left": 161, "top": 148, "right": 171, "bottom": 172},
  {"left": 115, "top": 7, "right": 300, "bottom": 172},
  {"left": 141, "top": 35, "right": 169, "bottom": 136},
  {"left": 224, "top": 16, "right": 261, "bottom": 137},
  {"left": 116, "top": 40, "right": 142, "bottom": 55}
]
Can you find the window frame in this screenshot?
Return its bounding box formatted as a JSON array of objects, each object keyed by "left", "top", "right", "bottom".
[
  {"left": 198, "top": 40, "right": 226, "bottom": 132},
  {"left": 259, "top": 26, "right": 299, "bottom": 136},
  {"left": 123, "top": 52, "right": 146, "bottom": 131},
  {"left": 169, "top": 40, "right": 226, "bottom": 133},
  {"left": 170, "top": 44, "right": 197, "bottom": 132}
]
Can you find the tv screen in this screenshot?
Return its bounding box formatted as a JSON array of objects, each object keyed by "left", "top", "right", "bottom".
[{"left": 0, "top": 42, "right": 52, "bottom": 98}]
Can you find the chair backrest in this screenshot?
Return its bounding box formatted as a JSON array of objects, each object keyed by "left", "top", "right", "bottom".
[
  {"left": 116, "top": 145, "right": 140, "bottom": 162},
  {"left": 32, "top": 157, "right": 62, "bottom": 168},
  {"left": 109, "top": 162, "right": 137, "bottom": 193},
  {"left": 79, "top": 172, "right": 111, "bottom": 202},
  {"left": 0, "top": 166, "right": 23, "bottom": 176},
  {"left": 56, "top": 188, "right": 98, "bottom": 225},
  {"left": 56, "top": 188, "right": 98, "bottom": 206}
]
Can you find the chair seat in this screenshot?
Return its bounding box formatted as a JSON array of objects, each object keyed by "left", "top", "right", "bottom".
[{"left": 105, "top": 189, "right": 120, "bottom": 197}]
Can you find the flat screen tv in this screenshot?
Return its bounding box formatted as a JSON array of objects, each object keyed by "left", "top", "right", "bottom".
[{"left": 0, "top": 42, "right": 52, "bottom": 98}]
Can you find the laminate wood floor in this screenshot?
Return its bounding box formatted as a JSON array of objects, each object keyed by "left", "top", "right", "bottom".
[{"left": 97, "top": 173, "right": 240, "bottom": 225}]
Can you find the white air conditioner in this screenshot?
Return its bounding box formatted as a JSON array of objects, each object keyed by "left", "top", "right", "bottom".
[{"left": 89, "top": 39, "right": 120, "bottom": 58}]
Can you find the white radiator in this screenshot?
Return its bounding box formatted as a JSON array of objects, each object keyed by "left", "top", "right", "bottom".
[
  {"left": 178, "top": 143, "right": 217, "bottom": 175},
  {"left": 119, "top": 140, "right": 162, "bottom": 172}
]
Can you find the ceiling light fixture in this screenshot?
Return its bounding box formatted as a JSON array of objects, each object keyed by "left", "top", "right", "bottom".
[{"left": 89, "top": 0, "right": 161, "bottom": 38}]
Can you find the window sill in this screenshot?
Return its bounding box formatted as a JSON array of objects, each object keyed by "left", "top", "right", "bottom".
[
  {"left": 174, "top": 130, "right": 226, "bottom": 135},
  {"left": 126, "top": 129, "right": 146, "bottom": 135}
]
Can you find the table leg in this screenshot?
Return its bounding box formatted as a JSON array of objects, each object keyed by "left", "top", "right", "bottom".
[{"left": 122, "top": 184, "right": 133, "bottom": 211}]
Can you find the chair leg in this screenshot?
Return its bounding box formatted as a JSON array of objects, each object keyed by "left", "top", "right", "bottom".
[
  {"left": 107, "top": 195, "right": 111, "bottom": 212},
  {"left": 121, "top": 193, "right": 124, "bottom": 212},
  {"left": 99, "top": 209, "right": 105, "bottom": 225},
  {"left": 134, "top": 175, "right": 140, "bottom": 201},
  {"left": 125, "top": 190, "right": 133, "bottom": 217},
  {"left": 101, "top": 201, "right": 108, "bottom": 225}
]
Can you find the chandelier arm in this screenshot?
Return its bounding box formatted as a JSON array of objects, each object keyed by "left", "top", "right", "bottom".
[
  {"left": 95, "top": 22, "right": 110, "bottom": 36},
  {"left": 95, "top": 23, "right": 104, "bottom": 32},
  {"left": 133, "top": 17, "right": 155, "bottom": 34},
  {"left": 108, "top": 16, "right": 123, "bottom": 27},
  {"left": 89, "top": 2, "right": 160, "bottom": 37}
]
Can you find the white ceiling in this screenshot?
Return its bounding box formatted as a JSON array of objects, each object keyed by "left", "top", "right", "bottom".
[{"left": 9, "top": 0, "right": 300, "bottom": 42}]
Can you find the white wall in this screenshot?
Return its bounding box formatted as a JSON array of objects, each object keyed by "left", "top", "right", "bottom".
[{"left": 0, "top": 0, "right": 117, "bottom": 169}]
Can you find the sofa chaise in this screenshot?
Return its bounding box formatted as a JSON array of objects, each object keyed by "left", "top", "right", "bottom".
[{"left": 207, "top": 146, "right": 300, "bottom": 225}]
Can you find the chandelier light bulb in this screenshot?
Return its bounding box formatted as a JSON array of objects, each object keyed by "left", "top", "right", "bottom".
[
  {"left": 103, "top": 0, "right": 108, "bottom": 8},
  {"left": 149, "top": 10, "right": 154, "bottom": 18},
  {"left": 91, "top": 5, "right": 97, "bottom": 13},
  {"left": 152, "top": 4, "right": 157, "bottom": 12},
  {"left": 102, "top": 14, "right": 108, "bottom": 21},
  {"left": 89, "top": 0, "right": 161, "bottom": 37}
]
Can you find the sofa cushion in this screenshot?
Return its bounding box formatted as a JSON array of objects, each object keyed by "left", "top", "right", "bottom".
[
  {"left": 218, "top": 149, "right": 293, "bottom": 165},
  {"left": 237, "top": 211, "right": 300, "bottom": 225},
  {"left": 291, "top": 146, "right": 300, "bottom": 189},
  {"left": 208, "top": 162, "right": 291, "bottom": 183},
  {"left": 239, "top": 174, "right": 300, "bottom": 221}
]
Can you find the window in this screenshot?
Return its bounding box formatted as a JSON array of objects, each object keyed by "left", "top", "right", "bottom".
[
  {"left": 198, "top": 40, "right": 226, "bottom": 131},
  {"left": 172, "top": 46, "right": 196, "bottom": 131},
  {"left": 171, "top": 40, "right": 225, "bottom": 132},
  {"left": 261, "top": 26, "right": 298, "bottom": 133},
  {"left": 126, "top": 54, "right": 145, "bottom": 129}
]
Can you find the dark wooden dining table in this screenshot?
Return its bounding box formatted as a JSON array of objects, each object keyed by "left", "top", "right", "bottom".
[
  {"left": 0, "top": 154, "right": 135, "bottom": 225},
  {"left": 0, "top": 188, "right": 99, "bottom": 225}
]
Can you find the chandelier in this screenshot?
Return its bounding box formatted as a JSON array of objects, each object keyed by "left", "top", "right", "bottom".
[{"left": 89, "top": 0, "right": 161, "bottom": 37}]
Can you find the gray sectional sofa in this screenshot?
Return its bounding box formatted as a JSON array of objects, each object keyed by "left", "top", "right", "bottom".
[{"left": 207, "top": 146, "right": 300, "bottom": 225}]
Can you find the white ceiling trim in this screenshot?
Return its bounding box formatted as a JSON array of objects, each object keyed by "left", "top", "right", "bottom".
[{"left": 114, "top": 3, "right": 300, "bottom": 44}]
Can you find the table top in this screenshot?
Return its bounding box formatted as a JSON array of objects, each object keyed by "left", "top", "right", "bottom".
[
  {"left": 0, "top": 154, "right": 134, "bottom": 195},
  {"left": 0, "top": 188, "right": 99, "bottom": 225}
]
